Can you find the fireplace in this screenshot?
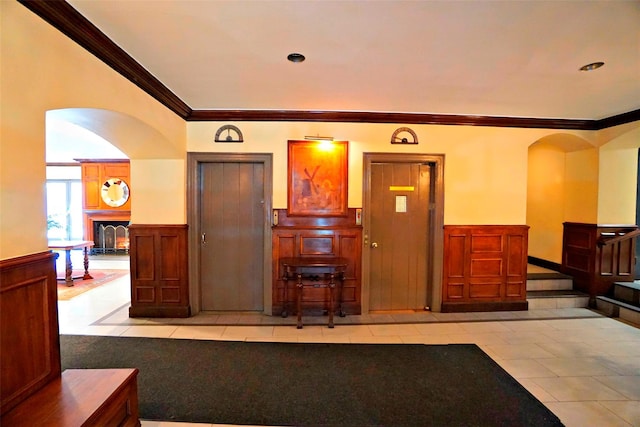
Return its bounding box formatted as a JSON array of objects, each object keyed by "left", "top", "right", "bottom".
[{"left": 93, "top": 221, "right": 130, "bottom": 254}]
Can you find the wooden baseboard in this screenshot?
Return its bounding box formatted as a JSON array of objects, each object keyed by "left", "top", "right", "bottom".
[
  {"left": 527, "top": 256, "right": 562, "bottom": 272},
  {"left": 441, "top": 301, "right": 528, "bottom": 313},
  {"left": 129, "top": 305, "right": 190, "bottom": 318}
]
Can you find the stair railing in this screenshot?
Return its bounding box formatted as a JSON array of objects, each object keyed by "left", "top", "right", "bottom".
[{"left": 597, "top": 227, "right": 640, "bottom": 247}]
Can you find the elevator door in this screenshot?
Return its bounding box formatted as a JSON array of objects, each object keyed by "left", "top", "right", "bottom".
[
  {"left": 369, "top": 162, "right": 431, "bottom": 311},
  {"left": 200, "top": 162, "right": 265, "bottom": 311}
]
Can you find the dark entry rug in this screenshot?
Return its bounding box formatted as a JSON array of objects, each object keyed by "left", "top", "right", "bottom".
[{"left": 60, "top": 335, "right": 563, "bottom": 426}]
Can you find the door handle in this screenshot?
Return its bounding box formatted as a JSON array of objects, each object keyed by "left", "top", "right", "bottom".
[
  {"left": 371, "top": 242, "right": 378, "bottom": 248},
  {"left": 201, "top": 232, "right": 206, "bottom": 245}
]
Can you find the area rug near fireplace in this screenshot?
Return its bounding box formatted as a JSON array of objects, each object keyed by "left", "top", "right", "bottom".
[{"left": 57, "top": 270, "right": 128, "bottom": 300}]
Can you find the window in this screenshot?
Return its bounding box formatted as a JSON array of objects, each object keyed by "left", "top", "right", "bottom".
[{"left": 46, "top": 166, "right": 83, "bottom": 241}]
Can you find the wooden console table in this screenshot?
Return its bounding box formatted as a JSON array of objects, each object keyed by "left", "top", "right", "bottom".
[
  {"left": 280, "top": 257, "right": 348, "bottom": 329},
  {"left": 48, "top": 240, "right": 94, "bottom": 286}
]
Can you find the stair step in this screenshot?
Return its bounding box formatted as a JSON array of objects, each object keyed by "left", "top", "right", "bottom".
[
  {"left": 526, "top": 278, "right": 574, "bottom": 291},
  {"left": 526, "top": 290, "right": 589, "bottom": 310},
  {"left": 613, "top": 281, "right": 640, "bottom": 305},
  {"left": 596, "top": 295, "right": 640, "bottom": 326}
]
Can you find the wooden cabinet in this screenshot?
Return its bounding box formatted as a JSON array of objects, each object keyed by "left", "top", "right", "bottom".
[
  {"left": 79, "top": 160, "right": 131, "bottom": 211},
  {"left": 129, "top": 224, "right": 190, "bottom": 318},
  {"left": 78, "top": 160, "right": 131, "bottom": 242},
  {"left": 442, "top": 225, "right": 529, "bottom": 312},
  {"left": 272, "top": 209, "right": 362, "bottom": 316}
]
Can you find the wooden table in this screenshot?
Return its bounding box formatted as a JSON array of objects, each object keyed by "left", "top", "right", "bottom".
[
  {"left": 280, "top": 257, "right": 348, "bottom": 329},
  {"left": 48, "top": 240, "right": 94, "bottom": 286}
]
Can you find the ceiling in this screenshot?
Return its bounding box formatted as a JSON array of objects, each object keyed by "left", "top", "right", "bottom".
[{"left": 56, "top": 0, "right": 639, "bottom": 122}]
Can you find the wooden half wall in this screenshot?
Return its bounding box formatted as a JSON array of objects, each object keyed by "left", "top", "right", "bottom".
[
  {"left": 128, "top": 224, "right": 190, "bottom": 317},
  {"left": 442, "top": 225, "right": 529, "bottom": 312},
  {"left": 0, "top": 251, "right": 60, "bottom": 414}
]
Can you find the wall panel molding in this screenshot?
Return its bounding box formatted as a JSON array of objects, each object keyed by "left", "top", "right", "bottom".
[
  {"left": 442, "top": 225, "right": 529, "bottom": 312},
  {"left": 128, "top": 224, "right": 190, "bottom": 317}
]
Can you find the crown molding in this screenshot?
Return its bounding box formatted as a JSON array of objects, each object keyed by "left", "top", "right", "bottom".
[
  {"left": 188, "top": 109, "right": 598, "bottom": 129},
  {"left": 19, "top": 1, "right": 639, "bottom": 130},
  {"left": 594, "top": 109, "right": 640, "bottom": 130}
]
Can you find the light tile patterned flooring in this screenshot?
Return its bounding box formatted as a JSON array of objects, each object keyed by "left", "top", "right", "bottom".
[{"left": 57, "top": 255, "right": 640, "bottom": 427}]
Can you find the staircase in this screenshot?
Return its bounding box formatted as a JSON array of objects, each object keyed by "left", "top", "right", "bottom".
[
  {"left": 526, "top": 269, "right": 589, "bottom": 310},
  {"left": 596, "top": 281, "right": 640, "bottom": 326}
]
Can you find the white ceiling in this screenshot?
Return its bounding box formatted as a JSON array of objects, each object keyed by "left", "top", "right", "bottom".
[{"left": 64, "top": 0, "right": 639, "bottom": 121}]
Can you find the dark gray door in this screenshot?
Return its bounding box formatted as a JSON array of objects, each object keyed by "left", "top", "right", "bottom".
[{"left": 200, "top": 162, "right": 265, "bottom": 311}]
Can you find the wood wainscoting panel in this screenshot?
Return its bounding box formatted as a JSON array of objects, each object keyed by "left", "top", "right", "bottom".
[
  {"left": 129, "top": 224, "right": 190, "bottom": 318},
  {"left": 272, "top": 209, "right": 362, "bottom": 316},
  {"left": 0, "top": 251, "right": 60, "bottom": 415},
  {"left": 442, "top": 225, "right": 529, "bottom": 312},
  {"left": 300, "top": 232, "right": 336, "bottom": 256},
  {"left": 562, "top": 222, "right": 638, "bottom": 304}
]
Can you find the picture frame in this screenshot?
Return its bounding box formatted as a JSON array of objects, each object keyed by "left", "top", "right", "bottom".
[{"left": 287, "top": 140, "right": 348, "bottom": 216}]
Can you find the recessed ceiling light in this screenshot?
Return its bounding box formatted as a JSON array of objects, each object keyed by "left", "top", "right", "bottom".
[
  {"left": 579, "top": 61, "right": 605, "bottom": 71},
  {"left": 287, "top": 53, "right": 305, "bottom": 63}
]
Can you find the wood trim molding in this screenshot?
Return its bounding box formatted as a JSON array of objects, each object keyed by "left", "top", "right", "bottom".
[
  {"left": 188, "top": 109, "right": 598, "bottom": 130},
  {"left": 19, "top": 1, "right": 640, "bottom": 130}
]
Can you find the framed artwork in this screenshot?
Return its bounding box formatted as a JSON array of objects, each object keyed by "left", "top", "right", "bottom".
[{"left": 287, "top": 140, "right": 348, "bottom": 216}]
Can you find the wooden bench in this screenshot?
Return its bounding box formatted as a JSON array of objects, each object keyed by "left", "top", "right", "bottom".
[{"left": 2, "top": 368, "right": 141, "bottom": 427}]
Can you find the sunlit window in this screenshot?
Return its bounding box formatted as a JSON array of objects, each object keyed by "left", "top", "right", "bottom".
[{"left": 46, "top": 166, "right": 83, "bottom": 241}]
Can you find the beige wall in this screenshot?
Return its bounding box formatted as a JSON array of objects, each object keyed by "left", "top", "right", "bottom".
[
  {"left": 1, "top": 2, "right": 185, "bottom": 260},
  {"left": 597, "top": 126, "right": 640, "bottom": 224},
  {"left": 565, "top": 148, "right": 599, "bottom": 224},
  {"left": 527, "top": 143, "right": 567, "bottom": 262},
  {"left": 188, "top": 122, "right": 580, "bottom": 225}
]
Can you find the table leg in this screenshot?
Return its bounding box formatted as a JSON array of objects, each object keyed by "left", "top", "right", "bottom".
[
  {"left": 64, "top": 249, "right": 73, "bottom": 287},
  {"left": 82, "top": 246, "right": 93, "bottom": 280},
  {"left": 328, "top": 273, "right": 335, "bottom": 328},
  {"left": 296, "top": 273, "right": 303, "bottom": 329}
]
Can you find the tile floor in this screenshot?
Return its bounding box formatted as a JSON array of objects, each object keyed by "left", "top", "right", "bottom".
[{"left": 57, "top": 255, "right": 640, "bottom": 427}]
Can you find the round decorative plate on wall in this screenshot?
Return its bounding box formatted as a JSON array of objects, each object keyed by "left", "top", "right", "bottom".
[{"left": 101, "top": 178, "right": 130, "bottom": 207}]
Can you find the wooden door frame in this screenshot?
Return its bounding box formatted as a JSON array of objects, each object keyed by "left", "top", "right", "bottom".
[
  {"left": 187, "top": 152, "right": 273, "bottom": 314},
  {"left": 362, "top": 153, "right": 445, "bottom": 313}
]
